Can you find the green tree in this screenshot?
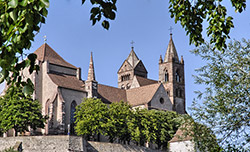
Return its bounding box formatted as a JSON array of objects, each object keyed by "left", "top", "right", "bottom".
[
  {"left": 190, "top": 39, "right": 250, "bottom": 151},
  {"left": 0, "top": 0, "right": 49, "bottom": 95},
  {"left": 104, "top": 101, "right": 132, "bottom": 143},
  {"left": 0, "top": 85, "right": 47, "bottom": 136},
  {"left": 127, "top": 108, "right": 150, "bottom": 146},
  {"left": 128, "top": 109, "right": 180, "bottom": 148},
  {"left": 150, "top": 110, "right": 181, "bottom": 150},
  {"left": 75, "top": 98, "right": 108, "bottom": 140}
]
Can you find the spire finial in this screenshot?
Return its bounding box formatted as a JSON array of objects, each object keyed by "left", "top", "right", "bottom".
[
  {"left": 168, "top": 26, "right": 173, "bottom": 36},
  {"left": 43, "top": 35, "right": 47, "bottom": 44},
  {"left": 130, "top": 40, "right": 135, "bottom": 49},
  {"left": 159, "top": 55, "right": 163, "bottom": 64}
]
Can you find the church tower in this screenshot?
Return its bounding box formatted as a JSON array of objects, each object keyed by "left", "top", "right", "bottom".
[
  {"left": 85, "top": 52, "right": 98, "bottom": 98},
  {"left": 118, "top": 46, "right": 148, "bottom": 89},
  {"left": 159, "top": 34, "right": 185, "bottom": 114}
]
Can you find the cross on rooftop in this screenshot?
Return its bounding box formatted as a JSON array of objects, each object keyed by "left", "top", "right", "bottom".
[
  {"left": 130, "top": 40, "right": 135, "bottom": 48},
  {"left": 169, "top": 26, "right": 174, "bottom": 35},
  {"left": 43, "top": 35, "right": 47, "bottom": 43}
]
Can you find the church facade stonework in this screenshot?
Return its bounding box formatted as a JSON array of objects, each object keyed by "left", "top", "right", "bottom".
[{"left": 3, "top": 34, "right": 186, "bottom": 136}]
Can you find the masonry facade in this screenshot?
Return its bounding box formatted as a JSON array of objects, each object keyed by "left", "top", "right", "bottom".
[{"left": 3, "top": 34, "right": 186, "bottom": 136}]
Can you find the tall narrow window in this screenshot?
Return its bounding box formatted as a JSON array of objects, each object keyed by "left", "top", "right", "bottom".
[
  {"left": 176, "top": 89, "right": 179, "bottom": 97},
  {"left": 70, "top": 101, "right": 77, "bottom": 134},
  {"left": 165, "top": 71, "right": 169, "bottom": 82},
  {"left": 176, "top": 70, "right": 180, "bottom": 82}
]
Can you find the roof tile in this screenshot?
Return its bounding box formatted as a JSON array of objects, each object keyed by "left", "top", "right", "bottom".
[
  {"left": 98, "top": 84, "right": 127, "bottom": 104},
  {"left": 126, "top": 83, "right": 160, "bottom": 106},
  {"left": 135, "top": 76, "right": 158, "bottom": 87},
  {"left": 34, "top": 43, "right": 77, "bottom": 69},
  {"left": 48, "top": 73, "right": 85, "bottom": 92}
]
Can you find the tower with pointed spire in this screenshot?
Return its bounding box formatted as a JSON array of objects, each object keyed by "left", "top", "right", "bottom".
[
  {"left": 159, "top": 34, "right": 185, "bottom": 114},
  {"left": 85, "top": 52, "right": 98, "bottom": 98},
  {"left": 117, "top": 46, "right": 148, "bottom": 89}
]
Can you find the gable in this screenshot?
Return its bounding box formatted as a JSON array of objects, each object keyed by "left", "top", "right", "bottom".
[
  {"left": 126, "top": 83, "right": 160, "bottom": 106},
  {"left": 117, "top": 60, "right": 133, "bottom": 73},
  {"left": 148, "top": 84, "right": 172, "bottom": 111},
  {"left": 134, "top": 60, "right": 148, "bottom": 73}
]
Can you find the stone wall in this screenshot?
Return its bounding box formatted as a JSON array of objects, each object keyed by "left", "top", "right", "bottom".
[
  {"left": 0, "top": 136, "right": 82, "bottom": 152},
  {"left": 87, "top": 141, "right": 162, "bottom": 152},
  {"left": 0, "top": 136, "right": 163, "bottom": 152},
  {"left": 169, "top": 140, "right": 195, "bottom": 152}
]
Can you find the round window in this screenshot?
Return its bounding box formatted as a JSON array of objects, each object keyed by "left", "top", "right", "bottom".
[{"left": 160, "top": 98, "right": 164, "bottom": 104}]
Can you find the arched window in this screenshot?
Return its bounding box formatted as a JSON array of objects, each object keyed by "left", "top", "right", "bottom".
[
  {"left": 165, "top": 71, "right": 169, "bottom": 82},
  {"left": 166, "top": 90, "right": 170, "bottom": 96},
  {"left": 175, "top": 70, "right": 180, "bottom": 82},
  {"left": 126, "top": 83, "right": 130, "bottom": 89},
  {"left": 70, "top": 101, "right": 77, "bottom": 134}
]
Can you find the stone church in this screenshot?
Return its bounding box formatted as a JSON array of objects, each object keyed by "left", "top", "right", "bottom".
[{"left": 5, "top": 34, "right": 186, "bottom": 135}]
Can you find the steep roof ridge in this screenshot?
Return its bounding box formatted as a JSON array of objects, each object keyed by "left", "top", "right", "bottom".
[
  {"left": 34, "top": 43, "right": 77, "bottom": 69},
  {"left": 164, "top": 34, "right": 179, "bottom": 63},
  {"left": 127, "top": 47, "right": 140, "bottom": 68}
]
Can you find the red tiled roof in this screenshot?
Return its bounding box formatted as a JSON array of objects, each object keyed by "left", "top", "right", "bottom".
[
  {"left": 126, "top": 83, "right": 160, "bottom": 106},
  {"left": 34, "top": 43, "right": 77, "bottom": 69},
  {"left": 97, "top": 83, "right": 161, "bottom": 106},
  {"left": 97, "top": 84, "right": 127, "bottom": 104},
  {"left": 48, "top": 73, "right": 85, "bottom": 92},
  {"left": 135, "top": 76, "right": 158, "bottom": 87}
]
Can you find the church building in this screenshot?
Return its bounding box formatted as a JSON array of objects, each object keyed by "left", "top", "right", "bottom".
[{"left": 6, "top": 34, "right": 186, "bottom": 135}]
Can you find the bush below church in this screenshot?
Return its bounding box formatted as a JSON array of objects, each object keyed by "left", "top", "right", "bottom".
[{"left": 75, "top": 98, "right": 182, "bottom": 150}]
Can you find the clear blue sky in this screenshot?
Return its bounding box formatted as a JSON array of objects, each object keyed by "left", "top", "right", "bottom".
[{"left": 2, "top": 0, "right": 249, "bottom": 113}]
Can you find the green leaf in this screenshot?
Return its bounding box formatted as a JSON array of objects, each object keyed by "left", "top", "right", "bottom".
[
  {"left": 102, "top": 20, "right": 109, "bottom": 30},
  {"left": 23, "top": 85, "right": 33, "bottom": 96},
  {"left": 9, "top": 10, "right": 17, "bottom": 22},
  {"left": 27, "top": 53, "right": 37, "bottom": 62},
  {"left": 19, "top": 0, "right": 28, "bottom": 7},
  {"left": 0, "top": 70, "right": 5, "bottom": 83},
  {"left": 8, "top": 0, "right": 18, "bottom": 8},
  {"left": 109, "top": 11, "right": 116, "bottom": 20},
  {"left": 41, "top": 0, "right": 49, "bottom": 8}
]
